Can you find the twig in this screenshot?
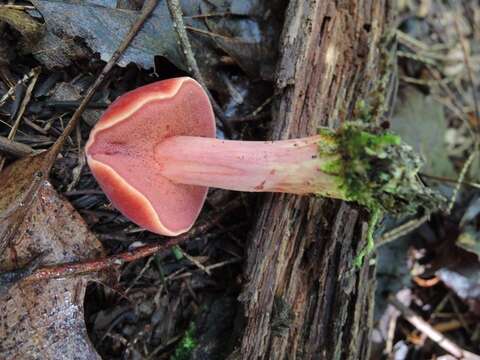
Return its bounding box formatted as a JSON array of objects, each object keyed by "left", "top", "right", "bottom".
[
  {"left": 176, "top": 247, "right": 211, "bottom": 275},
  {"left": 166, "top": 0, "right": 233, "bottom": 137},
  {"left": 166, "top": 257, "right": 242, "bottom": 281},
  {"left": 385, "top": 310, "right": 399, "bottom": 357},
  {"left": 389, "top": 295, "right": 480, "bottom": 360},
  {"left": 230, "top": 95, "right": 274, "bottom": 124},
  {"left": 146, "top": 334, "right": 183, "bottom": 359},
  {"left": 376, "top": 215, "right": 430, "bottom": 247},
  {"left": 123, "top": 255, "right": 155, "bottom": 295},
  {"left": 45, "top": 0, "right": 159, "bottom": 167},
  {"left": 185, "top": 25, "right": 232, "bottom": 40},
  {"left": 9, "top": 68, "right": 40, "bottom": 138},
  {"left": 0, "top": 4, "right": 35, "bottom": 10},
  {"left": 25, "top": 220, "right": 214, "bottom": 282},
  {"left": 421, "top": 173, "right": 480, "bottom": 189},
  {"left": 0, "top": 68, "right": 37, "bottom": 107},
  {"left": 0, "top": 67, "right": 40, "bottom": 170},
  {"left": 187, "top": 12, "right": 233, "bottom": 19},
  {"left": 447, "top": 150, "right": 477, "bottom": 214},
  {"left": 23, "top": 199, "right": 240, "bottom": 283},
  {"left": 453, "top": 8, "right": 480, "bottom": 134}
]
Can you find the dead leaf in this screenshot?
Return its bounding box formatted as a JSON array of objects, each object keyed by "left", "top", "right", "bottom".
[
  {"left": 0, "top": 8, "right": 43, "bottom": 42},
  {"left": 26, "top": 0, "right": 282, "bottom": 89},
  {"left": 201, "top": 0, "right": 282, "bottom": 80},
  {"left": 0, "top": 154, "right": 104, "bottom": 359},
  {"left": 0, "top": 152, "right": 50, "bottom": 254},
  {"left": 391, "top": 86, "right": 457, "bottom": 179},
  {"left": 49, "top": 82, "right": 103, "bottom": 127},
  {"left": 30, "top": 0, "right": 183, "bottom": 70}
]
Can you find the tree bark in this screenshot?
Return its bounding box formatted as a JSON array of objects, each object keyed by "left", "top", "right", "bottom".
[{"left": 235, "top": 1, "right": 394, "bottom": 359}]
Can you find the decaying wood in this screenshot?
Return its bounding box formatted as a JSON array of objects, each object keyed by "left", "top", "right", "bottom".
[{"left": 235, "top": 1, "right": 394, "bottom": 359}]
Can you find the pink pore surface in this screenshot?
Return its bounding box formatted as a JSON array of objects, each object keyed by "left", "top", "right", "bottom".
[{"left": 86, "top": 78, "right": 215, "bottom": 235}]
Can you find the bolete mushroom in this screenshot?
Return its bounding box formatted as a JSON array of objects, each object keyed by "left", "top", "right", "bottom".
[{"left": 86, "top": 77, "right": 443, "bottom": 237}]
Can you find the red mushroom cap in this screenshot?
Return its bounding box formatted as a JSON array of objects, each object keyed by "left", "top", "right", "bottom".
[{"left": 85, "top": 77, "right": 216, "bottom": 236}]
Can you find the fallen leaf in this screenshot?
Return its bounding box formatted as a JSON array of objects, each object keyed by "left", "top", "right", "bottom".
[
  {"left": 0, "top": 153, "right": 49, "bottom": 254},
  {"left": 27, "top": 0, "right": 281, "bottom": 89},
  {"left": 200, "top": 0, "right": 282, "bottom": 80},
  {"left": 391, "top": 86, "right": 456, "bottom": 179},
  {"left": 31, "top": 0, "right": 183, "bottom": 70},
  {"left": 0, "top": 154, "right": 104, "bottom": 359},
  {"left": 457, "top": 196, "right": 480, "bottom": 259},
  {"left": 49, "top": 82, "right": 103, "bottom": 127},
  {"left": 0, "top": 8, "right": 43, "bottom": 42}
]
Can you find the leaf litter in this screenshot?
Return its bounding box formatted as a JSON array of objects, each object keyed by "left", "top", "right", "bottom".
[
  {"left": 0, "top": 152, "right": 104, "bottom": 359},
  {"left": 15, "top": 0, "right": 282, "bottom": 93},
  {"left": 1, "top": 0, "right": 257, "bottom": 357},
  {"left": 11, "top": 0, "right": 480, "bottom": 358},
  {"left": 373, "top": 1, "right": 480, "bottom": 358}
]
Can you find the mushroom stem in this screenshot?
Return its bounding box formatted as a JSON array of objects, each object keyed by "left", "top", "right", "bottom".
[
  {"left": 155, "top": 133, "right": 347, "bottom": 198},
  {"left": 155, "top": 122, "right": 446, "bottom": 218}
]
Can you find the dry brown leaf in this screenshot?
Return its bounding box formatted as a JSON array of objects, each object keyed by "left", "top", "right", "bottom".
[
  {"left": 0, "top": 153, "right": 50, "bottom": 254},
  {"left": 0, "top": 154, "right": 104, "bottom": 359}
]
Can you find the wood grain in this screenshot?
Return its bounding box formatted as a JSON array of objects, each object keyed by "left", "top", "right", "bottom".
[{"left": 236, "top": 1, "right": 393, "bottom": 359}]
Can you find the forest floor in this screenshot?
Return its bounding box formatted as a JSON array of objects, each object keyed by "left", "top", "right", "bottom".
[{"left": 0, "top": 0, "right": 479, "bottom": 359}]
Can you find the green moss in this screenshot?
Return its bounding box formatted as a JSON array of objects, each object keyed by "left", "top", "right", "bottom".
[
  {"left": 319, "top": 158, "right": 342, "bottom": 175},
  {"left": 320, "top": 121, "right": 445, "bottom": 216},
  {"left": 316, "top": 128, "right": 339, "bottom": 154},
  {"left": 172, "top": 323, "right": 197, "bottom": 360},
  {"left": 317, "top": 122, "right": 445, "bottom": 266}
]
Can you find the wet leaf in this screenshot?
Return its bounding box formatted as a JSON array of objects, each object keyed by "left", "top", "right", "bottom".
[
  {"left": 31, "top": 0, "right": 183, "bottom": 70},
  {"left": 391, "top": 86, "right": 456, "bottom": 179},
  {"left": 0, "top": 8, "right": 44, "bottom": 42},
  {"left": 27, "top": 0, "right": 282, "bottom": 88},
  {"left": 0, "top": 155, "right": 104, "bottom": 359},
  {"left": 200, "top": 0, "right": 282, "bottom": 80}
]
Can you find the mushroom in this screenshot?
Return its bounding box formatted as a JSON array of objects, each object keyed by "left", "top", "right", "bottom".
[{"left": 86, "top": 77, "right": 443, "bottom": 237}]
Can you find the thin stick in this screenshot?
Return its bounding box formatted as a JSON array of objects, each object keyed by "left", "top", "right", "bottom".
[
  {"left": 0, "top": 136, "right": 33, "bottom": 157},
  {"left": 421, "top": 173, "right": 480, "bottom": 189},
  {"left": 0, "top": 68, "right": 40, "bottom": 170},
  {"left": 45, "top": 0, "right": 159, "bottom": 167},
  {"left": 376, "top": 215, "right": 430, "bottom": 247},
  {"left": 23, "top": 199, "right": 240, "bottom": 283},
  {"left": 187, "top": 12, "right": 233, "bottom": 19},
  {"left": 0, "top": 68, "right": 37, "bottom": 107},
  {"left": 176, "top": 247, "right": 211, "bottom": 275},
  {"left": 166, "top": 257, "right": 242, "bottom": 281},
  {"left": 25, "top": 219, "right": 216, "bottom": 282},
  {"left": 389, "top": 296, "right": 480, "bottom": 360},
  {"left": 185, "top": 25, "right": 232, "bottom": 40},
  {"left": 447, "top": 150, "right": 477, "bottom": 214},
  {"left": 8, "top": 68, "right": 40, "bottom": 138},
  {"left": 453, "top": 9, "right": 480, "bottom": 133},
  {"left": 0, "top": 4, "right": 35, "bottom": 10},
  {"left": 166, "top": 0, "right": 232, "bottom": 137}
]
